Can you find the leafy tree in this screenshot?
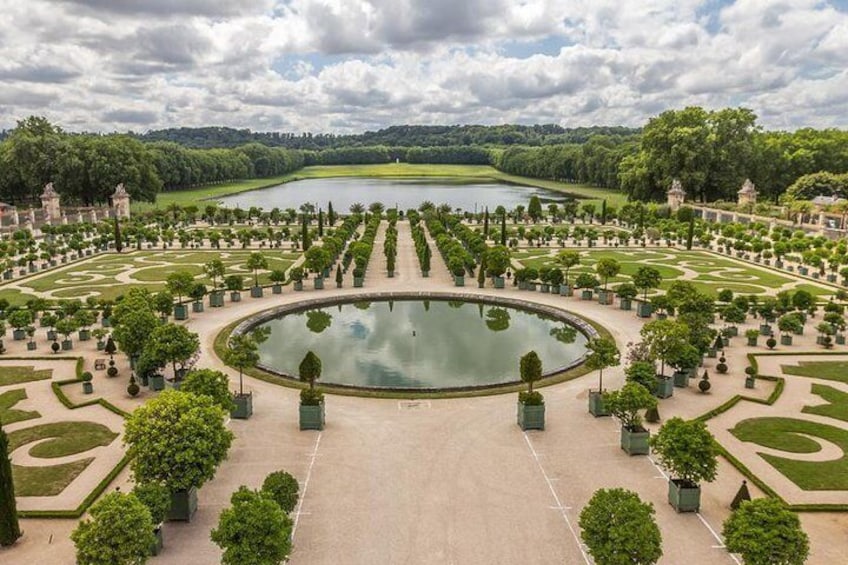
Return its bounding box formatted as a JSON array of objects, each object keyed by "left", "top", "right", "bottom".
[
  {"left": 649, "top": 417, "right": 717, "bottom": 487},
  {"left": 141, "top": 323, "right": 199, "bottom": 377},
  {"left": 204, "top": 259, "right": 226, "bottom": 290},
  {"left": 527, "top": 195, "right": 542, "bottom": 221},
  {"left": 124, "top": 390, "right": 233, "bottom": 492},
  {"left": 603, "top": 382, "right": 657, "bottom": 430},
  {"left": 579, "top": 488, "right": 662, "bottom": 565},
  {"left": 224, "top": 328, "right": 270, "bottom": 396},
  {"left": 484, "top": 245, "right": 510, "bottom": 277},
  {"left": 262, "top": 470, "right": 300, "bottom": 513},
  {"left": 0, "top": 422, "right": 21, "bottom": 546},
  {"left": 246, "top": 252, "right": 269, "bottom": 287},
  {"left": 556, "top": 250, "right": 580, "bottom": 285},
  {"left": 211, "top": 487, "right": 292, "bottom": 565},
  {"left": 181, "top": 369, "right": 235, "bottom": 412},
  {"left": 625, "top": 361, "right": 657, "bottom": 394},
  {"left": 165, "top": 271, "right": 195, "bottom": 304},
  {"left": 585, "top": 337, "right": 621, "bottom": 391},
  {"left": 640, "top": 319, "right": 690, "bottom": 377},
  {"left": 722, "top": 498, "right": 809, "bottom": 565},
  {"left": 595, "top": 258, "right": 621, "bottom": 290},
  {"left": 132, "top": 481, "right": 171, "bottom": 526},
  {"left": 70, "top": 491, "right": 155, "bottom": 565},
  {"left": 304, "top": 246, "right": 330, "bottom": 277}
]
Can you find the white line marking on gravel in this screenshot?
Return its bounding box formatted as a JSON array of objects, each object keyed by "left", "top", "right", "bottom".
[{"left": 292, "top": 432, "right": 322, "bottom": 542}]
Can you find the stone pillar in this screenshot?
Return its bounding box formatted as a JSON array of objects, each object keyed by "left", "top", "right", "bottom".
[
  {"left": 10, "top": 209, "right": 18, "bottom": 225},
  {"left": 111, "top": 183, "right": 131, "bottom": 220},
  {"left": 737, "top": 179, "right": 757, "bottom": 208},
  {"left": 77, "top": 211, "right": 84, "bottom": 224},
  {"left": 28, "top": 208, "right": 36, "bottom": 225},
  {"left": 90, "top": 209, "right": 98, "bottom": 223},
  {"left": 40, "top": 183, "right": 61, "bottom": 224},
  {"left": 62, "top": 213, "right": 69, "bottom": 225}
]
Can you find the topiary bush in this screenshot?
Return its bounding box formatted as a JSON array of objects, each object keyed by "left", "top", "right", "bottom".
[
  {"left": 262, "top": 471, "right": 300, "bottom": 514},
  {"left": 716, "top": 356, "right": 728, "bottom": 374}
]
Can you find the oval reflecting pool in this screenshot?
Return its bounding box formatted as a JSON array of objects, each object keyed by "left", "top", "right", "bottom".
[{"left": 253, "top": 299, "right": 589, "bottom": 390}]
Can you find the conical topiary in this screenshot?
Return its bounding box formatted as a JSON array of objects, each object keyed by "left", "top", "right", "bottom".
[
  {"left": 0, "top": 422, "right": 22, "bottom": 546},
  {"left": 716, "top": 355, "right": 728, "bottom": 374},
  {"left": 730, "top": 480, "right": 751, "bottom": 510}
]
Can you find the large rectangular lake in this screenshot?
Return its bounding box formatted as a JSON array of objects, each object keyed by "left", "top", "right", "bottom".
[{"left": 216, "top": 177, "right": 574, "bottom": 212}]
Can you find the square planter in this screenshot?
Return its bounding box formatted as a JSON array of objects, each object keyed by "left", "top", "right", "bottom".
[
  {"left": 231, "top": 392, "right": 253, "bottom": 419},
  {"left": 588, "top": 390, "right": 609, "bottom": 417},
  {"left": 82, "top": 382, "right": 93, "bottom": 394},
  {"left": 655, "top": 376, "right": 674, "bottom": 398},
  {"left": 580, "top": 290, "right": 593, "bottom": 300},
  {"left": 168, "top": 487, "right": 198, "bottom": 522},
  {"left": 745, "top": 376, "right": 756, "bottom": 389},
  {"left": 597, "top": 290, "right": 614, "bottom": 305},
  {"left": 294, "top": 281, "right": 304, "bottom": 291},
  {"left": 759, "top": 324, "right": 772, "bottom": 336},
  {"left": 209, "top": 291, "right": 225, "bottom": 307},
  {"left": 837, "top": 334, "right": 846, "bottom": 345},
  {"left": 151, "top": 527, "right": 164, "bottom": 556},
  {"left": 251, "top": 286, "right": 264, "bottom": 298},
  {"left": 27, "top": 342, "right": 37, "bottom": 351},
  {"left": 668, "top": 480, "right": 701, "bottom": 513},
  {"left": 746, "top": 337, "right": 758, "bottom": 346},
  {"left": 780, "top": 335, "right": 793, "bottom": 346},
  {"left": 827, "top": 274, "right": 837, "bottom": 283},
  {"left": 493, "top": 276, "right": 505, "bottom": 289},
  {"left": 192, "top": 301, "right": 204, "bottom": 313},
  {"left": 550, "top": 284, "right": 560, "bottom": 294},
  {"left": 149, "top": 374, "right": 165, "bottom": 391},
  {"left": 672, "top": 371, "right": 690, "bottom": 387},
  {"left": 101, "top": 318, "right": 111, "bottom": 327},
  {"left": 422, "top": 271, "right": 430, "bottom": 278},
  {"left": 540, "top": 284, "right": 550, "bottom": 293},
  {"left": 517, "top": 401, "right": 545, "bottom": 431},
  {"left": 799, "top": 267, "right": 809, "bottom": 276},
  {"left": 527, "top": 283, "right": 537, "bottom": 291},
  {"left": 78, "top": 329, "right": 91, "bottom": 341},
  {"left": 12, "top": 329, "right": 26, "bottom": 341},
  {"left": 620, "top": 426, "right": 650, "bottom": 455},
  {"left": 353, "top": 277, "right": 364, "bottom": 288},
  {"left": 560, "top": 285, "right": 573, "bottom": 297},
  {"left": 725, "top": 326, "right": 738, "bottom": 337},
  {"left": 518, "top": 281, "right": 528, "bottom": 290},
  {"left": 619, "top": 298, "right": 632, "bottom": 311},
  {"left": 230, "top": 291, "right": 242, "bottom": 302},
  {"left": 454, "top": 275, "right": 465, "bottom": 287},
  {"left": 300, "top": 402, "right": 325, "bottom": 430},
  {"left": 61, "top": 339, "right": 73, "bottom": 351},
  {"left": 173, "top": 304, "right": 189, "bottom": 320},
  {"left": 313, "top": 278, "right": 324, "bottom": 290},
  {"left": 272, "top": 284, "right": 283, "bottom": 294},
  {"left": 636, "top": 302, "right": 653, "bottom": 318}
]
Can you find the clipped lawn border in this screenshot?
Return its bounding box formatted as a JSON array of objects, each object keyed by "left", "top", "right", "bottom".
[
  {"left": 214, "top": 292, "right": 614, "bottom": 400},
  {"left": 697, "top": 350, "right": 848, "bottom": 512},
  {"left": 2, "top": 356, "right": 131, "bottom": 519}
]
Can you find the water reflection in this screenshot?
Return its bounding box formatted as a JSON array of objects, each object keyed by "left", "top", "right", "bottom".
[{"left": 256, "top": 300, "right": 588, "bottom": 389}]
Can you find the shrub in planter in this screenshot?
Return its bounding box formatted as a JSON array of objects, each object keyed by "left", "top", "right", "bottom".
[
  {"left": 517, "top": 351, "right": 545, "bottom": 430},
  {"left": 132, "top": 481, "right": 171, "bottom": 556},
  {"left": 650, "top": 417, "right": 718, "bottom": 512},
  {"left": 722, "top": 498, "right": 810, "bottom": 565},
  {"left": 595, "top": 258, "right": 620, "bottom": 304},
  {"left": 625, "top": 360, "right": 657, "bottom": 395},
  {"left": 299, "top": 351, "right": 325, "bottom": 430},
  {"left": 71, "top": 492, "right": 155, "bottom": 565},
  {"left": 615, "top": 282, "right": 637, "bottom": 310},
  {"left": 579, "top": 488, "right": 662, "bottom": 565},
  {"left": 603, "top": 382, "right": 657, "bottom": 456},
  {"left": 81, "top": 371, "right": 93, "bottom": 394},
  {"left": 745, "top": 329, "right": 759, "bottom": 347},
  {"left": 225, "top": 275, "right": 243, "bottom": 301},
  {"left": 585, "top": 337, "right": 620, "bottom": 417},
  {"left": 575, "top": 272, "right": 598, "bottom": 300},
  {"left": 211, "top": 486, "right": 292, "bottom": 565},
  {"left": 744, "top": 366, "right": 756, "bottom": 388},
  {"left": 181, "top": 369, "right": 236, "bottom": 412}
]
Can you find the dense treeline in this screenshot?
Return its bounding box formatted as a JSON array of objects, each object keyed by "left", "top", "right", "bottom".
[
  {"left": 0, "top": 118, "right": 304, "bottom": 204},
  {"left": 135, "top": 124, "right": 641, "bottom": 150}
]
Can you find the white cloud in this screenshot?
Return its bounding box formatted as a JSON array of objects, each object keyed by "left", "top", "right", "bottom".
[{"left": 0, "top": 0, "right": 845, "bottom": 133}]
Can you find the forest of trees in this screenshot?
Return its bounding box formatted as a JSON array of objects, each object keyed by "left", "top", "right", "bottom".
[{"left": 0, "top": 109, "right": 845, "bottom": 207}]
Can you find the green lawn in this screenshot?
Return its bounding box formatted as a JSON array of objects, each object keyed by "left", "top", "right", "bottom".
[
  {"left": 0, "top": 389, "right": 41, "bottom": 425},
  {"left": 7, "top": 421, "right": 118, "bottom": 458},
  {"left": 13, "top": 459, "right": 93, "bottom": 497},
  {"left": 0, "top": 366, "right": 53, "bottom": 387},
  {"left": 731, "top": 417, "right": 848, "bottom": 490},
  {"left": 803, "top": 384, "right": 848, "bottom": 423},
  {"left": 782, "top": 361, "right": 848, "bottom": 384},
  {"left": 140, "top": 164, "right": 627, "bottom": 210}
]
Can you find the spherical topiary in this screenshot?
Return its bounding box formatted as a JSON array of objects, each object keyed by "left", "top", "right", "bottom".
[
  {"left": 81, "top": 371, "right": 93, "bottom": 383},
  {"left": 766, "top": 337, "right": 777, "bottom": 350},
  {"left": 716, "top": 359, "right": 728, "bottom": 374},
  {"left": 127, "top": 376, "right": 140, "bottom": 397},
  {"left": 699, "top": 371, "right": 711, "bottom": 393},
  {"left": 51, "top": 341, "right": 60, "bottom": 353},
  {"left": 744, "top": 366, "right": 756, "bottom": 377},
  {"left": 107, "top": 366, "right": 119, "bottom": 378}
]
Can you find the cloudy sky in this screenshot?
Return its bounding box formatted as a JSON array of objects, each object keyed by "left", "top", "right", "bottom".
[{"left": 0, "top": 0, "right": 846, "bottom": 134}]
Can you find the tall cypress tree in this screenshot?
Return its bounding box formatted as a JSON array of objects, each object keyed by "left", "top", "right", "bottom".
[
  {"left": 0, "top": 422, "right": 22, "bottom": 546},
  {"left": 483, "top": 208, "right": 489, "bottom": 239},
  {"left": 600, "top": 199, "right": 607, "bottom": 225},
  {"left": 301, "top": 215, "right": 311, "bottom": 251},
  {"left": 113, "top": 217, "right": 123, "bottom": 253},
  {"left": 500, "top": 213, "right": 507, "bottom": 246},
  {"left": 327, "top": 202, "right": 335, "bottom": 226},
  {"left": 686, "top": 216, "right": 695, "bottom": 250},
  {"left": 318, "top": 210, "right": 324, "bottom": 238}
]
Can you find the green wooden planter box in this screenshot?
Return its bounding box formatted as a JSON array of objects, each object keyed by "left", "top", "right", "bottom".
[
  {"left": 192, "top": 301, "right": 204, "bottom": 313},
  {"left": 231, "top": 393, "right": 253, "bottom": 419},
  {"left": 230, "top": 291, "right": 242, "bottom": 302},
  {"left": 294, "top": 281, "right": 304, "bottom": 291},
  {"left": 560, "top": 285, "right": 573, "bottom": 297},
  {"left": 313, "top": 277, "right": 324, "bottom": 290},
  {"left": 657, "top": 313, "right": 668, "bottom": 320},
  {"left": 12, "top": 329, "right": 26, "bottom": 341},
  {"left": 454, "top": 275, "right": 465, "bottom": 287},
  {"left": 517, "top": 401, "right": 545, "bottom": 431},
  {"left": 78, "top": 329, "right": 91, "bottom": 341},
  {"left": 387, "top": 270, "right": 394, "bottom": 278},
  {"left": 759, "top": 324, "right": 772, "bottom": 336},
  {"left": 299, "top": 402, "right": 325, "bottom": 430},
  {"left": 588, "top": 390, "right": 609, "bottom": 417},
  {"left": 837, "top": 334, "right": 846, "bottom": 345},
  {"left": 620, "top": 426, "right": 650, "bottom": 455},
  {"left": 580, "top": 290, "right": 593, "bottom": 300},
  {"left": 668, "top": 480, "right": 700, "bottom": 513},
  {"left": 527, "top": 283, "right": 537, "bottom": 291},
  {"left": 597, "top": 290, "right": 614, "bottom": 305},
  {"left": 168, "top": 487, "right": 198, "bottom": 522},
  {"left": 27, "top": 342, "right": 37, "bottom": 351},
  {"left": 781, "top": 335, "right": 793, "bottom": 346},
  {"left": 540, "top": 283, "right": 550, "bottom": 293},
  {"left": 272, "top": 284, "right": 283, "bottom": 294},
  {"left": 82, "top": 382, "right": 93, "bottom": 394},
  {"left": 422, "top": 271, "right": 429, "bottom": 278},
  {"left": 518, "top": 281, "right": 528, "bottom": 290},
  {"left": 636, "top": 302, "right": 653, "bottom": 318},
  {"left": 173, "top": 304, "right": 189, "bottom": 320},
  {"left": 151, "top": 527, "right": 164, "bottom": 556},
  {"left": 746, "top": 337, "right": 758, "bottom": 346},
  {"left": 209, "top": 291, "right": 224, "bottom": 307},
  {"left": 550, "top": 284, "right": 560, "bottom": 294},
  {"left": 745, "top": 376, "right": 756, "bottom": 389},
  {"left": 251, "top": 286, "right": 264, "bottom": 298},
  {"left": 61, "top": 339, "right": 73, "bottom": 351},
  {"left": 725, "top": 326, "right": 738, "bottom": 337},
  {"left": 672, "top": 371, "right": 690, "bottom": 387},
  {"left": 493, "top": 276, "right": 505, "bottom": 289},
  {"left": 353, "top": 277, "right": 364, "bottom": 288},
  {"left": 655, "top": 376, "right": 674, "bottom": 398},
  {"left": 619, "top": 298, "right": 632, "bottom": 311},
  {"left": 149, "top": 374, "right": 165, "bottom": 391}
]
